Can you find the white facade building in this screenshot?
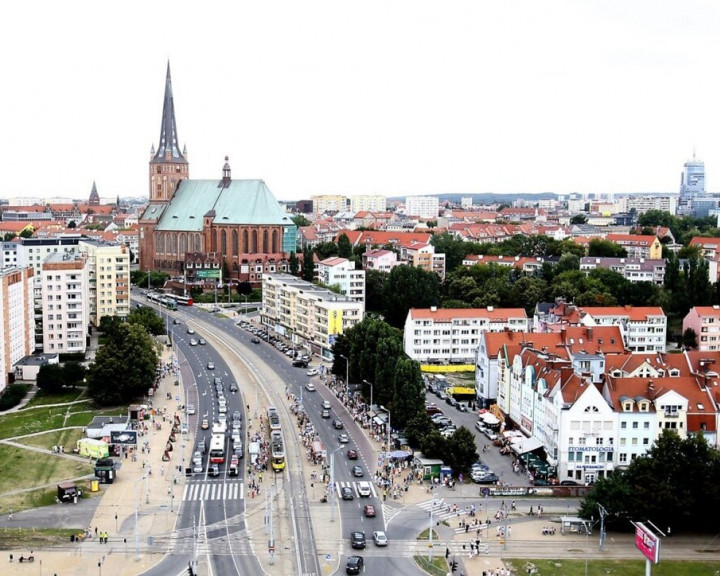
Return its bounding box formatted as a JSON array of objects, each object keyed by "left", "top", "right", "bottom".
[
  {"left": 581, "top": 307, "right": 666, "bottom": 353},
  {"left": 261, "top": 273, "right": 364, "bottom": 360},
  {"left": 404, "top": 196, "right": 439, "bottom": 219},
  {"left": 41, "top": 253, "right": 90, "bottom": 354},
  {"left": 350, "top": 195, "right": 386, "bottom": 213},
  {"left": 404, "top": 306, "right": 528, "bottom": 365},
  {"left": 78, "top": 241, "right": 131, "bottom": 327},
  {"left": 316, "top": 257, "right": 365, "bottom": 302},
  {"left": 312, "top": 195, "right": 348, "bottom": 214}
]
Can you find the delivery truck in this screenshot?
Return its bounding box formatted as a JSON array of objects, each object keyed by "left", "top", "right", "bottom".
[{"left": 75, "top": 438, "right": 109, "bottom": 459}]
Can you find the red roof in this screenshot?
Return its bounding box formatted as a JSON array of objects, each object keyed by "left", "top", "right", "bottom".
[{"left": 410, "top": 307, "right": 527, "bottom": 321}]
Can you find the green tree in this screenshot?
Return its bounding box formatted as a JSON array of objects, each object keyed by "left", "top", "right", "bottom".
[
  {"left": 128, "top": 306, "right": 166, "bottom": 336},
  {"left": 314, "top": 241, "right": 339, "bottom": 260},
  {"left": 291, "top": 214, "right": 311, "bottom": 227},
  {"left": 682, "top": 327, "right": 698, "bottom": 349},
  {"left": 337, "top": 233, "right": 353, "bottom": 259},
  {"left": 383, "top": 265, "right": 440, "bottom": 328},
  {"left": 569, "top": 214, "right": 588, "bottom": 225},
  {"left": 419, "top": 429, "right": 448, "bottom": 460},
  {"left": 364, "top": 270, "right": 387, "bottom": 314},
  {"left": 430, "top": 231, "right": 467, "bottom": 273},
  {"left": 67, "top": 220, "right": 77, "bottom": 229},
  {"left": 99, "top": 315, "right": 123, "bottom": 342},
  {"left": 19, "top": 228, "right": 34, "bottom": 238},
  {"left": 301, "top": 246, "right": 315, "bottom": 281},
  {"left": 391, "top": 358, "right": 425, "bottom": 429},
  {"left": 288, "top": 251, "right": 300, "bottom": 276},
  {"left": 63, "top": 361, "right": 87, "bottom": 388},
  {"left": 87, "top": 324, "right": 158, "bottom": 406},
  {"left": 36, "top": 364, "right": 66, "bottom": 393},
  {"left": 587, "top": 238, "right": 627, "bottom": 258},
  {"left": 444, "top": 426, "right": 478, "bottom": 474}
]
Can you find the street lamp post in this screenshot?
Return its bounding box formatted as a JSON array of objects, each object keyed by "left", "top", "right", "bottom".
[
  {"left": 363, "top": 380, "right": 373, "bottom": 412},
  {"left": 339, "top": 354, "right": 349, "bottom": 392},
  {"left": 134, "top": 475, "right": 148, "bottom": 561},
  {"left": 381, "top": 406, "right": 391, "bottom": 453},
  {"left": 329, "top": 446, "right": 342, "bottom": 522}
]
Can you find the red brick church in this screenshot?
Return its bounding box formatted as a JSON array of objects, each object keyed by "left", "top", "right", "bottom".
[{"left": 138, "top": 63, "right": 296, "bottom": 286}]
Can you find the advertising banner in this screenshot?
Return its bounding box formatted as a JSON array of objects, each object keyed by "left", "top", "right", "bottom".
[
  {"left": 110, "top": 430, "right": 138, "bottom": 446},
  {"left": 634, "top": 522, "right": 660, "bottom": 564}
]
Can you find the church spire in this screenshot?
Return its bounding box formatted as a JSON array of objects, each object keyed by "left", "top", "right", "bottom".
[
  {"left": 89, "top": 181, "right": 100, "bottom": 206},
  {"left": 154, "top": 61, "right": 186, "bottom": 162}
]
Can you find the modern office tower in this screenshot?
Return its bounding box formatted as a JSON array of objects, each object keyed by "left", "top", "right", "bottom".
[{"left": 679, "top": 153, "right": 706, "bottom": 215}]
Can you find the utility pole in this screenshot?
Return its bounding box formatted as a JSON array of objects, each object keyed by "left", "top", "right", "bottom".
[
  {"left": 598, "top": 504, "right": 608, "bottom": 551},
  {"left": 269, "top": 484, "right": 276, "bottom": 565}
]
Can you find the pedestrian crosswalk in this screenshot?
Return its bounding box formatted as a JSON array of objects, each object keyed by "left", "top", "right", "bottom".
[
  {"left": 334, "top": 480, "right": 378, "bottom": 499},
  {"left": 182, "top": 480, "right": 244, "bottom": 502}
]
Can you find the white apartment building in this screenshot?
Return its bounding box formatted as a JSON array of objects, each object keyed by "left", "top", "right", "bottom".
[
  {"left": 403, "top": 306, "right": 529, "bottom": 365},
  {"left": 1, "top": 241, "right": 19, "bottom": 270},
  {"left": 312, "top": 195, "right": 348, "bottom": 214},
  {"left": 460, "top": 197, "right": 473, "bottom": 209},
  {"left": 581, "top": 307, "right": 666, "bottom": 353},
  {"left": 350, "top": 195, "right": 386, "bottom": 213},
  {"left": 41, "top": 253, "right": 89, "bottom": 354},
  {"left": 316, "top": 257, "right": 365, "bottom": 302},
  {"left": 261, "top": 273, "right": 364, "bottom": 360},
  {"left": 0, "top": 267, "right": 35, "bottom": 390},
  {"left": 78, "top": 241, "right": 131, "bottom": 327},
  {"left": 624, "top": 195, "right": 678, "bottom": 216},
  {"left": 579, "top": 257, "right": 666, "bottom": 285},
  {"left": 404, "top": 196, "right": 439, "bottom": 219}
]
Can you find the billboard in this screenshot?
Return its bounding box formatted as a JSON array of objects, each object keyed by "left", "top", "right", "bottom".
[
  {"left": 110, "top": 430, "right": 138, "bottom": 446},
  {"left": 634, "top": 522, "right": 660, "bottom": 564},
  {"left": 196, "top": 269, "right": 221, "bottom": 279}
]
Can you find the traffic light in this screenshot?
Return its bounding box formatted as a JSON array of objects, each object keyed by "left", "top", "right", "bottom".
[
  {"left": 451, "top": 559, "right": 458, "bottom": 572},
  {"left": 187, "top": 561, "right": 195, "bottom": 576},
  {"left": 445, "top": 547, "right": 450, "bottom": 559}
]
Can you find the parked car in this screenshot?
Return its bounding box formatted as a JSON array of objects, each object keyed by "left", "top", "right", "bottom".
[
  {"left": 483, "top": 429, "right": 499, "bottom": 441},
  {"left": 251, "top": 337, "right": 260, "bottom": 344},
  {"left": 187, "top": 404, "right": 196, "bottom": 415},
  {"left": 472, "top": 472, "right": 499, "bottom": 484}
]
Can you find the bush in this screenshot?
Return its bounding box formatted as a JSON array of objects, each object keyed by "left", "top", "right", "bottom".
[{"left": 0, "top": 384, "right": 32, "bottom": 411}]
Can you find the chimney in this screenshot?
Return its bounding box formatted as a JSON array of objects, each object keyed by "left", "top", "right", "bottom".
[
  {"left": 587, "top": 327, "right": 593, "bottom": 341},
  {"left": 487, "top": 306, "right": 494, "bottom": 312},
  {"left": 560, "top": 327, "right": 567, "bottom": 344},
  {"left": 430, "top": 306, "right": 437, "bottom": 313}
]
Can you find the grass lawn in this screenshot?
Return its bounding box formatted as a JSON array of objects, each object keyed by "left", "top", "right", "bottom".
[
  {"left": 17, "top": 428, "right": 85, "bottom": 451},
  {"left": 23, "top": 387, "right": 88, "bottom": 408},
  {"left": 0, "top": 444, "right": 94, "bottom": 512},
  {"left": 505, "top": 559, "right": 720, "bottom": 575},
  {"left": 414, "top": 554, "right": 447, "bottom": 576},
  {"left": 0, "top": 527, "right": 82, "bottom": 548}
]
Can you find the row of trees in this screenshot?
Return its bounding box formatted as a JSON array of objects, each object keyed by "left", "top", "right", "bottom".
[
  {"left": 331, "top": 317, "right": 478, "bottom": 473},
  {"left": 580, "top": 431, "right": 720, "bottom": 533}
]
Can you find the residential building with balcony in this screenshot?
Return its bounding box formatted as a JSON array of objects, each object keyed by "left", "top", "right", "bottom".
[
  {"left": 316, "top": 257, "right": 365, "bottom": 303},
  {"left": 0, "top": 267, "right": 35, "bottom": 390},
  {"left": 581, "top": 306, "right": 667, "bottom": 353},
  {"left": 349, "top": 195, "right": 386, "bottom": 213},
  {"left": 579, "top": 257, "right": 666, "bottom": 284},
  {"left": 404, "top": 196, "right": 439, "bottom": 219},
  {"left": 404, "top": 306, "right": 528, "bottom": 365},
  {"left": 605, "top": 234, "right": 662, "bottom": 259},
  {"left": 683, "top": 306, "right": 720, "bottom": 351},
  {"left": 261, "top": 273, "right": 364, "bottom": 360},
  {"left": 78, "top": 241, "right": 130, "bottom": 327},
  {"left": 41, "top": 253, "right": 89, "bottom": 354},
  {"left": 361, "top": 249, "right": 399, "bottom": 273}
]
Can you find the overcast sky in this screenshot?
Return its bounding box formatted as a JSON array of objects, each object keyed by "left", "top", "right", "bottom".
[{"left": 1, "top": 1, "right": 719, "bottom": 202}]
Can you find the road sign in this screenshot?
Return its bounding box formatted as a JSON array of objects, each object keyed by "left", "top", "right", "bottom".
[{"left": 325, "top": 554, "right": 332, "bottom": 560}]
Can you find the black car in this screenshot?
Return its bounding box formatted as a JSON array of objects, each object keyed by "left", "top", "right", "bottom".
[
  {"left": 560, "top": 480, "right": 580, "bottom": 486},
  {"left": 341, "top": 486, "right": 354, "bottom": 500},
  {"left": 350, "top": 531, "right": 366, "bottom": 549},
  {"left": 346, "top": 555, "right": 364, "bottom": 575},
  {"left": 332, "top": 419, "right": 344, "bottom": 429},
  {"left": 292, "top": 359, "right": 309, "bottom": 368},
  {"left": 251, "top": 337, "right": 260, "bottom": 344}
]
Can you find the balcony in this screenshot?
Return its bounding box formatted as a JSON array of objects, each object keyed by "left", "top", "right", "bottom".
[{"left": 663, "top": 412, "right": 679, "bottom": 419}]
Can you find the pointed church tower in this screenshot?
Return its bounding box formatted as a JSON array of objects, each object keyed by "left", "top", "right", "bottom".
[
  {"left": 149, "top": 61, "right": 189, "bottom": 203},
  {"left": 89, "top": 181, "right": 100, "bottom": 206}
]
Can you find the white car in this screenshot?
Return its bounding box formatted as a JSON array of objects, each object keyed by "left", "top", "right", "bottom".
[
  {"left": 189, "top": 339, "right": 198, "bottom": 346},
  {"left": 483, "top": 428, "right": 499, "bottom": 441},
  {"left": 373, "top": 531, "right": 388, "bottom": 546},
  {"left": 357, "top": 481, "right": 372, "bottom": 497},
  {"left": 305, "top": 382, "right": 316, "bottom": 392},
  {"left": 306, "top": 368, "right": 319, "bottom": 376},
  {"left": 187, "top": 404, "right": 196, "bottom": 415}
]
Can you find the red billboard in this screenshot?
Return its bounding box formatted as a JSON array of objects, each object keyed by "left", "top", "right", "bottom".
[{"left": 634, "top": 522, "right": 660, "bottom": 564}]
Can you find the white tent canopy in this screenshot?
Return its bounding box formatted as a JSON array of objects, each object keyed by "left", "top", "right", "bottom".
[
  {"left": 480, "top": 413, "right": 500, "bottom": 425},
  {"left": 510, "top": 436, "right": 544, "bottom": 455}
]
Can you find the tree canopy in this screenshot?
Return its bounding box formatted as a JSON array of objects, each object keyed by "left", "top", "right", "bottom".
[
  {"left": 579, "top": 431, "right": 720, "bottom": 533},
  {"left": 382, "top": 265, "right": 440, "bottom": 328}
]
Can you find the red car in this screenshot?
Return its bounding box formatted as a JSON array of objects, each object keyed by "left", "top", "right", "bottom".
[
  {"left": 363, "top": 504, "right": 376, "bottom": 517},
  {"left": 346, "top": 449, "right": 358, "bottom": 460}
]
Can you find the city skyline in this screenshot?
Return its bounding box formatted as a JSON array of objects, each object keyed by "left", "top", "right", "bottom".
[{"left": 2, "top": 1, "right": 720, "bottom": 201}]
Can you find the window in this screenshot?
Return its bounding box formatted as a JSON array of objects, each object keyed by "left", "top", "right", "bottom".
[
  {"left": 621, "top": 422, "right": 627, "bottom": 429},
  {"left": 632, "top": 422, "right": 638, "bottom": 429}
]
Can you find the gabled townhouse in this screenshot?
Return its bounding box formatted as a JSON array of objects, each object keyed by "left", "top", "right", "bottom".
[{"left": 605, "top": 234, "right": 662, "bottom": 259}]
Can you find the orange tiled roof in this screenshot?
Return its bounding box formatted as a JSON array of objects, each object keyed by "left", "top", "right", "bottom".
[{"left": 410, "top": 307, "right": 527, "bottom": 321}]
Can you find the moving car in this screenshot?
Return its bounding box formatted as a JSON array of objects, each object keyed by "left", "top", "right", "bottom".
[
  {"left": 173, "top": 319, "right": 181, "bottom": 325},
  {"left": 333, "top": 419, "right": 344, "bottom": 429},
  {"left": 351, "top": 465, "right": 364, "bottom": 477},
  {"left": 321, "top": 409, "right": 331, "bottom": 419},
  {"left": 346, "top": 449, "right": 358, "bottom": 460},
  {"left": 341, "top": 486, "right": 354, "bottom": 500},
  {"left": 350, "top": 531, "right": 366, "bottom": 549},
  {"left": 187, "top": 328, "right": 195, "bottom": 334},
  {"left": 251, "top": 337, "right": 260, "bottom": 344},
  {"left": 322, "top": 400, "right": 331, "bottom": 410},
  {"left": 229, "top": 382, "right": 238, "bottom": 393},
  {"left": 207, "top": 362, "right": 215, "bottom": 370},
  {"left": 346, "top": 555, "right": 364, "bottom": 575},
  {"left": 363, "top": 504, "right": 376, "bottom": 517},
  {"left": 189, "top": 339, "right": 198, "bottom": 346},
  {"left": 306, "top": 382, "right": 316, "bottom": 392},
  {"left": 373, "top": 531, "right": 388, "bottom": 546},
  {"left": 357, "top": 481, "right": 372, "bottom": 497},
  {"left": 306, "top": 368, "right": 319, "bottom": 376},
  {"left": 201, "top": 419, "right": 209, "bottom": 430},
  {"left": 199, "top": 338, "right": 206, "bottom": 345},
  {"left": 209, "top": 464, "right": 220, "bottom": 477},
  {"left": 338, "top": 433, "right": 349, "bottom": 443},
  {"left": 292, "top": 359, "right": 308, "bottom": 368}
]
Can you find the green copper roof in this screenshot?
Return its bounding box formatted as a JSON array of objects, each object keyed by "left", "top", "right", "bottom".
[
  {"left": 155, "top": 179, "right": 293, "bottom": 232},
  {"left": 140, "top": 203, "right": 167, "bottom": 222}
]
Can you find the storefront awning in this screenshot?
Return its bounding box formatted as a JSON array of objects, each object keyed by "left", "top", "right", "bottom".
[
  {"left": 481, "top": 413, "right": 500, "bottom": 425},
  {"left": 373, "top": 416, "right": 385, "bottom": 426},
  {"left": 510, "top": 436, "right": 544, "bottom": 455}
]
